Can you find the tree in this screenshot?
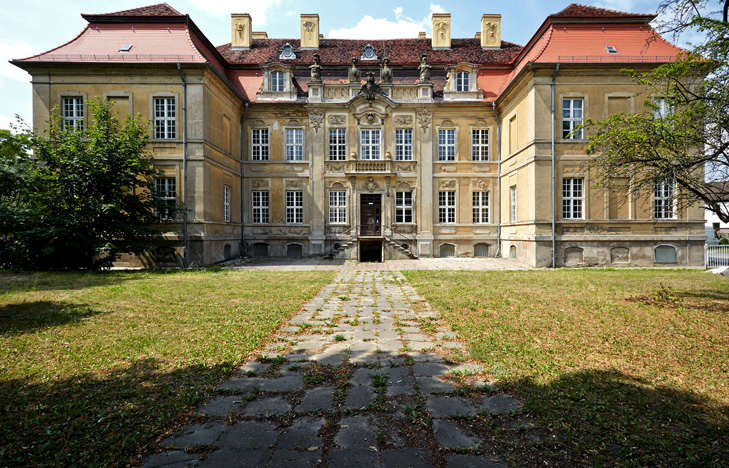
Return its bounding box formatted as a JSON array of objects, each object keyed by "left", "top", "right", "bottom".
[
  {"left": 0, "top": 99, "right": 166, "bottom": 269},
  {"left": 583, "top": 0, "right": 729, "bottom": 223}
]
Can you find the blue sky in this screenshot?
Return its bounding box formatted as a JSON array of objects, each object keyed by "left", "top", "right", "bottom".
[{"left": 0, "top": 0, "right": 674, "bottom": 129}]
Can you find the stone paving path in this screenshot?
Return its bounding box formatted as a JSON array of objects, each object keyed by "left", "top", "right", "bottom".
[{"left": 143, "top": 271, "right": 535, "bottom": 468}]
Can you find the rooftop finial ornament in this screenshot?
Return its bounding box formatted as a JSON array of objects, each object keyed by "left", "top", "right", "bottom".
[
  {"left": 309, "top": 53, "right": 322, "bottom": 83},
  {"left": 418, "top": 53, "right": 431, "bottom": 83},
  {"left": 380, "top": 57, "right": 392, "bottom": 84},
  {"left": 348, "top": 57, "right": 361, "bottom": 83}
]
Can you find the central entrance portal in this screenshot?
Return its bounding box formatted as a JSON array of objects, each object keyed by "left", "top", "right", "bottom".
[{"left": 359, "top": 194, "right": 382, "bottom": 262}]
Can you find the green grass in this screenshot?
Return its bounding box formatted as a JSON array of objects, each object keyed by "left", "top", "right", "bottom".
[
  {"left": 404, "top": 269, "right": 729, "bottom": 467},
  {"left": 0, "top": 269, "right": 334, "bottom": 468}
]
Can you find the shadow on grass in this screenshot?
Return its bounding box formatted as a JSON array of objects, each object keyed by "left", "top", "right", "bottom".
[
  {"left": 0, "top": 269, "right": 185, "bottom": 293},
  {"left": 0, "top": 358, "right": 234, "bottom": 468},
  {"left": 0, "top": 301, "right": 105, "bottom": 335},
  {"left": 504, "top": 368, "right": 729, "bottom": 467}
]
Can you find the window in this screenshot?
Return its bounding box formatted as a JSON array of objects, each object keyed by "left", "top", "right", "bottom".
[
  {"left": 252, "top": 128, "right": 269, "bottom": 161},
  {"left": 438, "top": 191, "right": 456, "bottom": 223},
  {"left": 474, "top": 243, "right": 489, "bottom": 257},
  {"left": 605, "top": 46, "right": 618, "bottom": 54},
  {"left": 285, "top": 128, "right": 303, "bottom": 161},
  {"left": 252, "top": 191, "right": 269, "bottom": 224},
  {"left": 223, "top": 185, "right": 231, "bottom": 222},
  {"left": 395, "top": 128, "right": 413, "bottom": 161},
  {"left": 329, "top": 128, "right": 346, "bottom": 161},
  {"left": 510, "top": 186, "right": 517, "bottom": 222},
  {"left": 286, "top": 190, "right": 304, "bottom": 223},
  {"left": 472, "top": 129, "right": 489, "bottom": 161},
  {"left": 155, "top": 178, "right": 176, "bottom": 220},
  {"left": 654, "top": 98, "right": 670, "bottom": 119},
  {"left": 562, "top": 98, "right": 583, "bottom": 139},
  {"left": 655, "top": 181, "right": 674, "bottom": 219},
  {"left": 456, "top": 71, "right": 469, "bottom": 92},
  {"left": 154, "top": 97, "right": 176, "bottom": 139},
  {"left": 472, "top": 191, "right": 489, "bottom": 223},
  {"left": 360, "top": 129, "right": 381, "bottom": 160},
  {"left": 328, "top": 191, "right": 347, "bottom": 223},
  {"left": 271, "top": 71, "right": 284, "bottom": 92},
  {"left": 562, "top": 178, "right": 583, "bottom": 219},
  {"left": 62, "top": 97, "right": 84, "bottom": 131},
  {"left": 440, "top": 244, "right": 455, "bottom": 257},
  {"left": 655, "top": 245, "right": 677, "bottom": 263},
  {"left": 395, "top": 191, "right": 413, "bottom": 223},
  {"left": 438, "top": 129, "right": 455, "bottom": 161}
]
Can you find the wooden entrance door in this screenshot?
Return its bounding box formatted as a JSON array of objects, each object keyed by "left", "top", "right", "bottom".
[{"left": 360, "top": 194, "right": 381, "bottom": 236}]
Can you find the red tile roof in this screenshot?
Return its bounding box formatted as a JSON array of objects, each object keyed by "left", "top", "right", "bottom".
[
  {"left": 553, "top": 3, "right": 655, "bottom": 19},
  {"left": 85, "top": 3, "right": 182, "bottom": 18}
]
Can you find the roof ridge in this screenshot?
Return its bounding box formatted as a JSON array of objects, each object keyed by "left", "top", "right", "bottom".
[
  {"left": 552, "top": 2, "right": 652, "bottom": 18},
  {"left": 87, "top": 3, "right": 183, "bottom": 17}
]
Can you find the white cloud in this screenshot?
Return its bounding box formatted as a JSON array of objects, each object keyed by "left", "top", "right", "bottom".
[
  {"left": 328, "top": 4, "right": 445, "bottom": 39},
  {"left": 0, "top": 41, "right": 36, "bottom": 83},
  {"left": 187, "top": 0, "right": 282, "bottom": 27}
]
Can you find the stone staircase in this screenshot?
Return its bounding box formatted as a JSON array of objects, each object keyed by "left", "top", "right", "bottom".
[
  {"left": 326, "top": 239, "right": 355, "bottom": 259},
  {"left": 385, "top": 237, "right": 419, "bottom": 259}
]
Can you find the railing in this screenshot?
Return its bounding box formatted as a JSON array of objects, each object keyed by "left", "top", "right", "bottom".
[
  {"left": 557, "top": 55, "right": 676, "bottom": 63},
  {"left": 29, "top": 54, "right": 197, "bottom": 62},
  {"left": 354, "top": 160, "right": 391, "bottom": 173},
  {"left": 360, "top": 224, "right": 381, "bottom": 237},
  {"left": 706, "top": 245, "right": 729, "bottom": 268}
]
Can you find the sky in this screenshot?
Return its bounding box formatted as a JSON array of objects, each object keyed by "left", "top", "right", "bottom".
[{"left": 0, "top": 0, "right": 690, "bottom": 130}]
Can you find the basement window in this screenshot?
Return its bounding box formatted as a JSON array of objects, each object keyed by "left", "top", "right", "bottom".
[
  {"left": 605, "top": 46, "right": 618, "bottom": 54},
  {"left": 119, "top": 45, "right": 133, "bottom": 52}
]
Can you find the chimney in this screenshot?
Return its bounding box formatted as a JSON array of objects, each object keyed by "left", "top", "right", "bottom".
[
  {"left": 252, "top": 31, "right": 268, "bottom": 39},
  {"left": 418, "top": 31, "right": 426, "bottom": 39},
  {"left": 301, "top": 14, "right": 319, "bottom": 49},
  {"left": 432, "top": 13, "right": 451, "bottom": 49},
  {"left": 481, "top": 14, "right": 501, "bottom": 49},
  {"left": 231, "top": 14, "right": 252, "bottom": 49}
]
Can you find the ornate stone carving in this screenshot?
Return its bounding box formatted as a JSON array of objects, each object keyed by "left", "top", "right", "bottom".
[
  {"left": 380, "top": 57, "right": 392, "bottom": 83},
  {"left": 474, "top": 179, "right": 490, "bottom": 190},
  {"left": 309, "top": 53, "right": 321, "bottom": 83},
  {"left": 416, "top": 110, "right": 431, "bottom": 133},
  {"left": 418, "top": 53, "right": 431, "bottom": 83},
  {"left": 252, "top": 119, "right": 266, "bottom": 127},
  {"left": 348, "top": 57, "right": 361, "bottom": 83},
  {"left": 329, "top": 115, "right": 345, "bottom": 125},
  {"left": 359, "top": 72, "right": 383, "bottom": 102},
  {"left": 364, "top": 112, "right": 378, "bottom": 124},
  {"left": 287, "top": 119, "right": 300, "bottom": 126},
  {"left": 331, "top": 182, "right": 344, "bottom": 189},
  {"left": 286, "top": 180, "right": 304, "bottom": 189},
  {"left": 436, "top": 22, "right": 448, "bottom": 41},
  {"left": 364, "top": 176, "right": 379, "bottom": 192},
  {"left": 251, "top": 180, "right": 269, "bottom": 189},
  {"left": 326, "top": 163, "right": 345, "bottom": 172},
  {"left": 396, "top": 181, "right": 411, "bottom": 190},
  {"left": 396, "top": 163, "right": 415, "bottom": 172},
  {"left": 324, "top": 87, "right": 348, "bottom": 99},
  {"left": 395, "top": 115, "right": 413, "bottom": 126},
  {"left": 440, "top": 119, "right": 455, "bottom": 127},
  {"left": 439, "top": 179, "right": 456, "bottom": 189},
  {"left": 475, "top": 118, "right": 488, "bottom": 126},
  {"left": 393, "top": 87, "right": 417, "bottom": 99},
  {"left": 309, "top": 109, "right": 324, "bottom": 133}
]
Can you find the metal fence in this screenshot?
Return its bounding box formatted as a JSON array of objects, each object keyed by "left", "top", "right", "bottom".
[{"left": 705, "top": 245, "right": 729, "bottom": 268}]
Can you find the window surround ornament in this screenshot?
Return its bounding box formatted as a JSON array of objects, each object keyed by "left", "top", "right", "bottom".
[
  {"left": 258, "top": 64, "right": 297, "bottom": 100},
  {"left": 444, "top": 63, "right": 481, "bottom": 100}
]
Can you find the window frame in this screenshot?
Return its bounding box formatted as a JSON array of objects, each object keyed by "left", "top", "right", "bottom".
[
  {"left": 252, "top": 190, "right": 270, "bottom": 224},
  {"left": 328, "top": 190, "right": 347, "bottom": 224},
  {"left": 223, "top": 185, "right": 231, "bottom": 223},
  {"left": 438, "top": 191, "right": 456, "bottom": 224},
  {"left": 271, "top": 71, "right": 285, "bottom": 92},
  {"left": 510, "top": 185, "right": 517, "bottom": 222},
  {"left": 438, "top": 128, "right": 456, "bottom": 161},
  {"left": 286, "top": 190, "right": 304, "bottom": 224},
  {"left": 562, "top": 178, "right": 584, "bottom": 219},
  {"left": 153, "top": 96, "right": 177, "bottom": 140},
  {"left": 471, "top": 128, "right": 489, "bottom": 161},
  {"left": 395, "top": 128, "right": 413, "bottom": 161},
  {"left": 360, "top": 128, "right": 382, "bottom": 160},
  {"left": 472, "top": 191, "right": 489, "bottom": 224},
  {"left": 395, "top": 191, "right": 414, "bottom": 223},
  {"left": 155, "top": 177, "right": 177, "bottom": 220},
  {"left": 562, "top": 98, "right": 584, "bottom": 140},
  {"left": 328, "top": 128, "right": 347, "bottom": 161},
  {"left": 456, "top": 71, "right": 469, "bottom": 92},
  {"left": 61, "top": 96, "right": 85, "bottom": 131},
  {"left": 285, "top": 127, "right": 304, "bottom": 161},
  {"left": 654, "top": 180, "right": 675, "bottom": 219},
  {"left": 251, "top": 127, "right": 270, "bottom": 161}
]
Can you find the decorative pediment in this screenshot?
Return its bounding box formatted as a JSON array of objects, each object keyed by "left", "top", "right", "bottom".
[
  {"left": 251, "top": 179, "right": 269, "bottom": 189},
  {"left": 440, "top": 119, "right": 455, "bottom": 127},
  {"left": 394, "top": 115, "right": 413, "bottom": 126},
  {"left": 329, "top": 115, "right": 346, "bottom": 126},
  {"left": 286, "top": 180, "right": 304, "bottom": 189},
  {"left": 252, "top": 119, "right": 266, "bottom": 127},
  {"left": 439, "top": 179, "right": 456, "bottom": 189}
]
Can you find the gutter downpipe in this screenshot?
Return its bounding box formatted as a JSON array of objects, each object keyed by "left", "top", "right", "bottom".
[
  {"left": 492, "top": 101, "right": 502, "bottom": 257},
  {"left": 240, "top": 103, "right": 249, "bottom": 256},
  {"left": 551, "top": 63, "right": 560, "bottom": 268},
  {"left": 177, "top": 63, "right": 188, "bottom": 268}
]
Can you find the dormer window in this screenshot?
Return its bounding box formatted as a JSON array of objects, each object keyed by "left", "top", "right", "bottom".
[
  {"left": 279, "top": 43, "right": 297, "bottom": 60},
  {"left": 605, "top": 46, "right": 618, "bottom": 54},
  {"left": 271, "top": 71, "right": 284, "bottom": 92},
  {"left": 456, "top": 71, "right": 469, "bottom": 92},
  {"left": 361, "top": 44, "right": 377, "bottom": 60},
  {"left": 119, "top": 45, "right": 133, "bottom": 52}
]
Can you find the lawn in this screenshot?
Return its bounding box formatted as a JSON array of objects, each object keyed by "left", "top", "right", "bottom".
[
  {"left": 0, "top": 269, "right": 334, "bottom": 468},
  {"left": 404, "top": 269, "right": 729, "bottom": 467}
]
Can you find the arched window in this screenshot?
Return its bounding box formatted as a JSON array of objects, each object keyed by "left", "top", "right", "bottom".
[
  {"left": 440, "top": 244, "right": 455, "bottom": 257},
  {"left": 474, "top": 243, "right": 489, "bottom": 257},
  {"left": 456, "top": 71, "right": 469, "bottom": 92},
  {"left": 655, "top": 245, "right": 677, "bottom": 264},
  {"left": 509, "top": 245, "right": 517, "bottom": 259},
  {"left": 287, "top": 243, "right": 303, "bottom": 258}
]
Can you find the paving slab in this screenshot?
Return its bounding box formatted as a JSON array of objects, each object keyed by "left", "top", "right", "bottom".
[
  {"left": 197, "top": 395, "right": 244, "bottom": 417},
  {"left": 267, "top": 449, "right": 320, "bottom": 467},
  {"left": 480, "top": 394, "right": 523, "bottom": 414},
  {"left": 216, "top": 421, "right": 279, "bottom": 450},
  {"left": 426, "top": 396, "right": 478, "bottom": 418},
  {"left": 295, "top": 387, "right": 334, "bottom": 412},
  {"left": 196, "top": 449, "right": 270, "bottom": 468},
  {"left": 433, "top": 419, "right": 479, "bottom": 449},
  {"left": 258, "top": 374, "right": 303, "bottom": 392},
  {"left": 445, "top": 454, "right": 508, "bottom": 468},
  {"left": 413, "top": 362, "right": 450, "bottom": 377},
  {"left": 164, "top": 422, "right": 226, "bottom": 448},
  {"left": 334, "top": 416, "right": 377, "bottom": 449},
  {"left": 242, "top": 396, "right": 291, "bottom": 417},
  {"left": 143, "top": 450, "right": 199, "bottom": 468},
  {"left": 276, "top": 416, "right": 324, "bottom": 450},
  {"left": 381, "top": 448, "right": 433, "bottom": 468},
  {"left": 344, "top": 385, "right": 375, "bottom": 408},
  {"left": 416, "top": 376, "right": 456, "bottom": 394},
  {"left": 327, "top": 449, "right": 381, "bottom": 467}
]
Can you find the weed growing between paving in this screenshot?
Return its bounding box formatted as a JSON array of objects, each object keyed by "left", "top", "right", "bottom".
[
  {"left": 404, "top": 269, "right": 729, "bottom": 466},
  {"left": 0, "top": 269, "right": 334, "bottom": 468}
]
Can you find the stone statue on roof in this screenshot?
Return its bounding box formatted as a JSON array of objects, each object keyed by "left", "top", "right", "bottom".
[
  {"left": 418, "top": 53, "right": 431, "bottom": 83},
  {"left": 348, "top": 57, "right": 361, "bottom": 83},
  {"left": 359, "top": 72, "right": 382, "bottom": 102},
  {"left": 380, "top": 57, "right": 392, "bottom": 84},
  {"left": 309, "top": 53, "right": 322, "bottom": 83}
]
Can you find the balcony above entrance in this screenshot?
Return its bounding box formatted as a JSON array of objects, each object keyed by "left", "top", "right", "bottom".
[{"left": 324, "top": 159, "right": 399, "bottom": 176}]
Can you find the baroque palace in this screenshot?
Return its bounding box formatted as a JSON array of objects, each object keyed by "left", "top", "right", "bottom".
[{"left": 12, "top": 3, "right": 706, "bottom": 267}]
